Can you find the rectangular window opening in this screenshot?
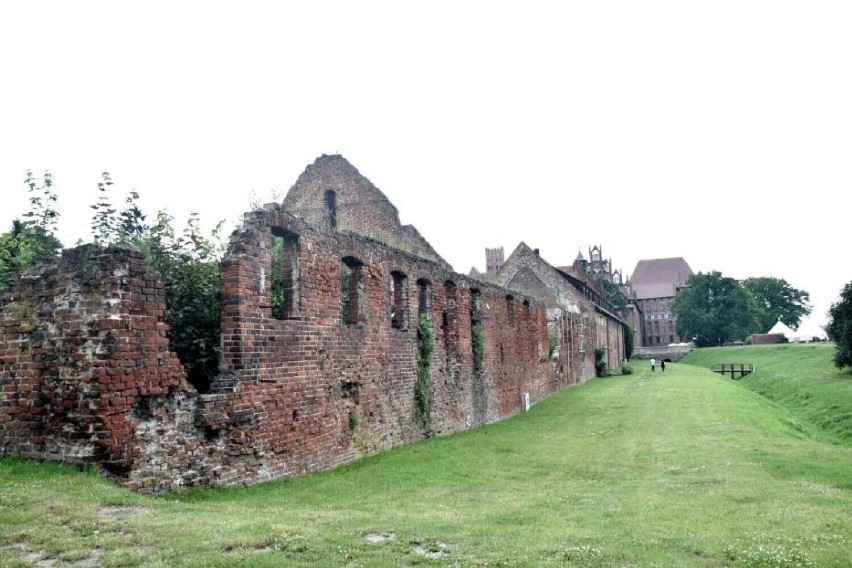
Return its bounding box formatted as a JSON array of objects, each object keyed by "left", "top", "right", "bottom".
[{"left": 271, "top": 228, "right": 299, "bottom": 319}]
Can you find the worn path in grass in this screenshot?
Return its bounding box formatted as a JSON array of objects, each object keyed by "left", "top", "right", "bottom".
[{"left": 1, "top": 358, "right": 850, "bottom": 566}]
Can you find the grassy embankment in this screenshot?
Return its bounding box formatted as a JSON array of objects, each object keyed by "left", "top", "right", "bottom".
[
  {"left": 680, "top": 342, "right": 851, "bottom": 445},
  {"left": 1, "top": 344, "right": 850, "bottom": 566}
]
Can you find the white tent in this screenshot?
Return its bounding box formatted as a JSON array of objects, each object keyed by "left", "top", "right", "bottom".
[
  {"left": 767, "top": 319, "right": 817, "bottom": 343},
  {"left": 767, "top": 320, "right": 796, "bottom": 340}
]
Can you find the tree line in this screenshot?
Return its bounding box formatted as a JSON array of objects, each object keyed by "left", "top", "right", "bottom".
[
  {"left": 673, "top": 271, "right": 811, "bottom": 346},
  {"left": 672, "top": 270, "right": 852, "bottom": 369}
]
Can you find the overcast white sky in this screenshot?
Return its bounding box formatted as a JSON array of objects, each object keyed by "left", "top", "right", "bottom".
[{"left": 1, "top": 1, "right": 849, "bottom": 336}]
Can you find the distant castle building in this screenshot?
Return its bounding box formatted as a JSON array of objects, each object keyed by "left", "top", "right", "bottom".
[
  {"left": 485, "top": 247, "right": 504, "bottom": 276},
  {"left": 479, "top": 246, "right": 694, "bottom": 352},
  {"left": 626, "top": 257, "right": 693, "bottom": 346},
  {"left": 563, "top": 245, "right": 622, "bottom": 285}
]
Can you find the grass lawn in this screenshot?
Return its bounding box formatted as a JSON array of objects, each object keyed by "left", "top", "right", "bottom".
[
  {"left": 680, "top": 342, "right": 852, "bottom": 445},
  {"left": 1, "top": 346, "right": 850, "bottom": 566}
]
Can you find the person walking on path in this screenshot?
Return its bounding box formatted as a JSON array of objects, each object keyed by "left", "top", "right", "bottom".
[
  {"left": 661, "top": 359, "right": 666, "bottom": 373},
  {"left": 650, "top": 358, "right": 656, "bottom": 373}
]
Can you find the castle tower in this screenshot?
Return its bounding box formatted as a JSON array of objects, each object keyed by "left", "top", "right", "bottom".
[
  {"left": 573, "top": 249, "right": 588, "bottom": 274},
  {"left": 485, "top": 246, "right": 505, "bottom": 276},
  {"left": 589, "top": 245, "right": 603, "bottom": 274}
]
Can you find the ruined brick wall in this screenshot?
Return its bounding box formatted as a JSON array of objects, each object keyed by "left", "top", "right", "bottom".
[
  {"left": 0, "top": 246, "right": 193, "bottom": 477},
  {"left": 207, "top": 205, "right": 555, "bottom": 482},
  {"left": 1, "top": 157, "right": 579, "bottom": 493}
]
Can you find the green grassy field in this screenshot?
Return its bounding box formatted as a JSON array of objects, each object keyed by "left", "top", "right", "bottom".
[
  {"left": 680, "top": 343, "right": 852, "bottom": 445},
  {"left": 1, "top": 345, "right": 850, "bottom": 566}
]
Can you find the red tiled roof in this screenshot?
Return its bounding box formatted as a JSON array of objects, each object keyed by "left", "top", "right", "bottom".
[{"left": 629, "top": 257, "right": 693, "bottom": 300}]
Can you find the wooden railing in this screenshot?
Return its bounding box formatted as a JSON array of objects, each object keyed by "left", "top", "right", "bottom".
[{"left": 711, "top": 363, "right": 754, "bottom": 379}]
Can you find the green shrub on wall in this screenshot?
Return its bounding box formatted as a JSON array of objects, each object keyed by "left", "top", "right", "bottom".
[
  {"left": 548, "top": 327, "right": 558, "bottom": 359},
  {"left": 594, "top": 346, "right": 607, "bottom": 377},
  {"left": 472, "top": 323, "right": 485, "bottom": 373},
  {"left": 415, "top": 314, "right": 434, "bottom": 430}
]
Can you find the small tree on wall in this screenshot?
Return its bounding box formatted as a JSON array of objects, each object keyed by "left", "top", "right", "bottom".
[
  {"left": 594, "top": 346, "right": 607, "bottom": 377},
  {"left": 624, "top": 325, "right": 635, "bottom": 359}
]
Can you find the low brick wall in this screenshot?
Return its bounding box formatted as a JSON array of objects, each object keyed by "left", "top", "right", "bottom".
[{"left": 632, "top": 344, "right": 694, "bottom": 362}]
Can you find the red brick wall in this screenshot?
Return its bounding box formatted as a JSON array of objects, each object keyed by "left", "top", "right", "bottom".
[
  {"left": 0, "top": 246, "right": 191, "bottom": 476},
  {"left": 210, "top": 207, "right": 556, "bottom": 481}
]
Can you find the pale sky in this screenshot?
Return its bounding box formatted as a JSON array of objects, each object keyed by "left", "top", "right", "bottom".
[{"left": 1, "top": 1, "right": 849, "bottom": 336}]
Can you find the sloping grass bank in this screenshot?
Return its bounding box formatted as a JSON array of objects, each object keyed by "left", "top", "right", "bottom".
[
  {"left": 680, "top": 343, "right": 852, "bottom": 445},
  {"left": 2, "top": 357, "right": 851, "bottom": 566}
]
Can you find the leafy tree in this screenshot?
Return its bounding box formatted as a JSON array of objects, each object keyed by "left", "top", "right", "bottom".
[
  {"left": 117, "top": 190, "right": 148, "bottom": 245},
  {"left": 742, "top": 276, "right": 811, "bottom": 332},
  {"left": 0, "top": 171, "right": 62, "bottom": 291},
  {"left": 23, "top": 170, "right": 59, "bottom": 237},
  {"left": 594, "top": 345, "right": 607, "bottom": 377},
  {"left": 1, "top": 221, "right": 44, "bottom": 291},
  {"left": 141, "top": 210, "right": 223, "bottom": 392},
  {"left": 599, "top": 278, "right": 630, "bottom": 317},
  {"left": 673, "top": 271, "right": 758, "bottom": 347},
  {"left": 624, "top": 325, "right": 635, "bottom": 359},
  {"left": 826, "top": 281, "right": 852, "bottom": 369},
  {"left": 91, "top": 171, "right": 118, "bottom": 245}
]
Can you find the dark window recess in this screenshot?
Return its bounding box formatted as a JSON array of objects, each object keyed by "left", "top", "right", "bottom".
[
  {"left": 270, "top": 228, "right": 299, "bottom": 319},
  {"left": 325, "top": 190, "right": 337, "bottom": 229},
  {"left": 443, "top": 280, "right": 458, "bottom": 351},
  {"left": 417, "top": 278, "right": 431, "bottom": 317},
  {"left": 391, "top": 271, "right": 409, "bottom": 330},
  {"left": 341, "top": 257, "right": 365, "bottom": 326},
  {"left": 471, "top": 288, "right": 484, "bottom": 373}
]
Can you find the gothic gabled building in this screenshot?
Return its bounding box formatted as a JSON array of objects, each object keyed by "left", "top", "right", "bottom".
[
  {"left": 626, "top": 257, "right": 693, "bottom": 346},
  {"left": 493, "top": 243, "right": 628, "bottom": 379}
]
